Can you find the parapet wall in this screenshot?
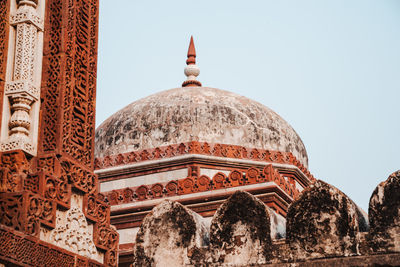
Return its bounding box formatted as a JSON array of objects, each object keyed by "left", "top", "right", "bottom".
[{"left": 130, "top": 170, "right": 400, "bottom": 266}]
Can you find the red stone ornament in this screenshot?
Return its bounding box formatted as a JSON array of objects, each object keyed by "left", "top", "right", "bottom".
[{"left": 182, "top": 36, "right": 202, "bottom": 87}]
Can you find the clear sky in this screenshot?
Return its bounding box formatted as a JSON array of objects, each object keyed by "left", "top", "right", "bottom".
[{"left": 96, "top": 0, "right": 400, "bottom": 211}]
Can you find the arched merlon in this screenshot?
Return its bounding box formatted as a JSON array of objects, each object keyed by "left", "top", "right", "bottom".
[
  {"left": 286, "top": 180, "right": 361, "bottom": 260},
  {"left": 369, "top": 170, "right": 400, "bottom": 253},
  {"left": 134, "top": 200, "right": 208, "bottom": 267},
  {"left": 209, "top": 190, "right": 272, "bottom": 265}
]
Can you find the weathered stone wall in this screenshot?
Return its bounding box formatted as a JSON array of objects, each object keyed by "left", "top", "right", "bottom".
[
  {"left": 286, "top": 180, "right": 360, "bottom": 260},
  {"left": 209, "top": 191, "right": 272, "bottom": 265},
  {"left": 134, "top": 200, "right": 208, "bottom": 267},
  {"left": 368, "top": 170, "right": 400, "bottom": 253},
  {"left": 131, "top": 171, "right": 400, "bottom": 266}
]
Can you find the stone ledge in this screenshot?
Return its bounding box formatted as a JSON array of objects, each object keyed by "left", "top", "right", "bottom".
[{"left": 261, "top": 253, "right": 400, "bottom": 267}]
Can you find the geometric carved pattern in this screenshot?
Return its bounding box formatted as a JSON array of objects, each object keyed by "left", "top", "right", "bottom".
[
  {"left": 0, "top": 227, "right": 105, "bottom": 267},
  {"left": 18, "top": 0, "right": 118, "bottom": 264},
  {"left": 40, "top": 0, "right": 61, "bottom": 153},
  {"left": 83, "top": 194, "right": 118, "bottom": 266},
  {"left": 40, "top": 0, "right": 98, "bottom": 169},
  {"left": 10, "top": 6, "right": 44, "bottom": 30},
  {"left": 0, "top": 0, "right": 10, "bottom": 83},
  {"left": 0, "top": 227, "right": 75, "bottom": 267},
  {"left": 83, "top": 194, "right": 110, "bottom": 224},
  {"left": 0, "top": 0, "right": 118, "bottom": 265},
  {"left": 95, "top": 141, "right": 315, "bottom": 182},
  {"left": 0, "top": 0, "right": 10, "bottom": 135},
  {"left": 62, "top": 0, "right": 95, "bottom": 167}
]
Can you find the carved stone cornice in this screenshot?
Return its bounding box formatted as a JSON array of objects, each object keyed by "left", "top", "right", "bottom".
[
  {"left": 100, "top": 164, "right": 300, "bottom": 210},
  {"left": 95, "top": 141, "right": 315, "bottom": 182}
]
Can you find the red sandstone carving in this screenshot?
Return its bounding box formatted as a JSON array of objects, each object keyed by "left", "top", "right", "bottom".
[
  {"left": 0, "top": 191, "right": 55, "bottom": 237},
  {"left": 179, "top": 177, "right": 196, "bottom": 194},
  {"left": 182, "top": 36, "right": 202, "bottom": 87},
  {"left": 188, "top": 165, "right": 200, "bottom": 177},
  {"left": 0, "top": 0, "right": 118, "bottom": 265},
  {"left": 0, "top": 151, "right": 29, "bottom": 192},
  {"left": 0, "top": 0, "right": 10, "bottom": 79},
  {"left": 151, "top": 183, "right": 164, "bottom": 198},
  {"left": 213, "top": 172, "right": 227, "bottom": 189},
  {"left": 37, "top": 168, "right": 71, "bottom": 209},
  {"left": 197, "top": 175, "right": 211, "bottom": 191},
  {"left": 0, "top": 0, "right": 10, "bottom": 123},
  {"left": 102, "top": 165, "right": 301, "bottom": 208},
  {"left": 0, "top": 226, "right": 107, "bottom": 266},
  {"left": 24, "top": 173, "right": 39, "bottom": 194},
  {"left": 94, "top": 141, "right": 316, "bottom": 182},
  {"left": 136, "top": 185, "right": 149, "bottom": 201},
  {"left": 246, "top": 167, "right": 260, "bottom": 184},
  {"left": 165, "top": 181, "right": 178, "bottom": 196},
  {"left": 228, "top": 170, "right": 242, "bottom": 187}
]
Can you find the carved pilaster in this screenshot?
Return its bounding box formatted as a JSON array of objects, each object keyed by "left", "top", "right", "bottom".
[
  {"left": 0, "top": 0, "right": 118, "bottom": 265},
  {"left": 0, "top": 0, "right": 44, "bottom": 156}
]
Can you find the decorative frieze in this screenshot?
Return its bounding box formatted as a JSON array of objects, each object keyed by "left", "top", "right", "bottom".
[
  {"left": 94, "top": 141, "right": 315, "bottom": 182},
  {"left": 0, "top": 226, "right": 105, "bottom": 266},
  {"left": 101, "top": 165, "right": 301, "bottom": 208}
]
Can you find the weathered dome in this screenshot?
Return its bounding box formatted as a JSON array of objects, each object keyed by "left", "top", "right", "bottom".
[{"left": 95, "top": 87, "right": 308, "bottom": 167}]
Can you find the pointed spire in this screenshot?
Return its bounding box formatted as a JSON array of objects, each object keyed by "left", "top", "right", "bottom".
[
  {"left": 186, "top": 36, "right": 196, "bottom": 65},
  {"left": 182, "top": 36, "right": 202, "bottom": 87}
]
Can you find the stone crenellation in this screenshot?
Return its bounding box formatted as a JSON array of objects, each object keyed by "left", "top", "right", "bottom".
[
  {"left": 131, "top": 171, "right": 400, "bottom": 266},
  {"left": 0, "top": 0, "right": 397, "bottom": 265}
]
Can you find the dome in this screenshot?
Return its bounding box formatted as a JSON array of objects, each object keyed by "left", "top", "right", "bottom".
[{"left": 95, "top": 87, "right": 308, "bottom": 167}]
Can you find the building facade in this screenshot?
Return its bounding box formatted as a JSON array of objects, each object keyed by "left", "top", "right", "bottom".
[
  {"left": 94, "top": 37, "right": 316, "bottom": 264},
  {"left": 0, "top": 1, "right": 399, "bottom": 266}
]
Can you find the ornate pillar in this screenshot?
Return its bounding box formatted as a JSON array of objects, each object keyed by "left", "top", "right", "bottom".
[
  {"left": 0, "top": 0, "right": 118, "bottom": 265},
  {"left": 0, "top": 0, "right": 44, "bottom": 156}
]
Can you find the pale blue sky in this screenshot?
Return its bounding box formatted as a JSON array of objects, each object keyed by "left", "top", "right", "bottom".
[{"left": 96, "top": 0, "right": 400, "bottom": 211}]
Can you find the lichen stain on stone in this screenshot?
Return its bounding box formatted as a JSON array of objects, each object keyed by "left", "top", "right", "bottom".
[
  {"left": 286, "top": 180, "right": 360, "bottom": 260},
  {"left": 368, "top": 170, "right": 400, "bottom": 253},
  {"left": 134, "top": 200, "right": 208, "bottom": 267},
  {"left": 95, "top": 87, "right": 308, "bottom": 167},
  {"left": 209, "top": 190, "right": 272, "bottom": 265}
]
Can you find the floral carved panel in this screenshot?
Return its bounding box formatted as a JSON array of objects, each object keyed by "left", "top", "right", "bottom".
[{"left": 45, "top": 206, "right": 103, "bottom": 262}]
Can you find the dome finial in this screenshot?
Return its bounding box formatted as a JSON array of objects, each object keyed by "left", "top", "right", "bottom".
[{"left": 182, "top": 36, "right": 202, "bottom": 87}]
